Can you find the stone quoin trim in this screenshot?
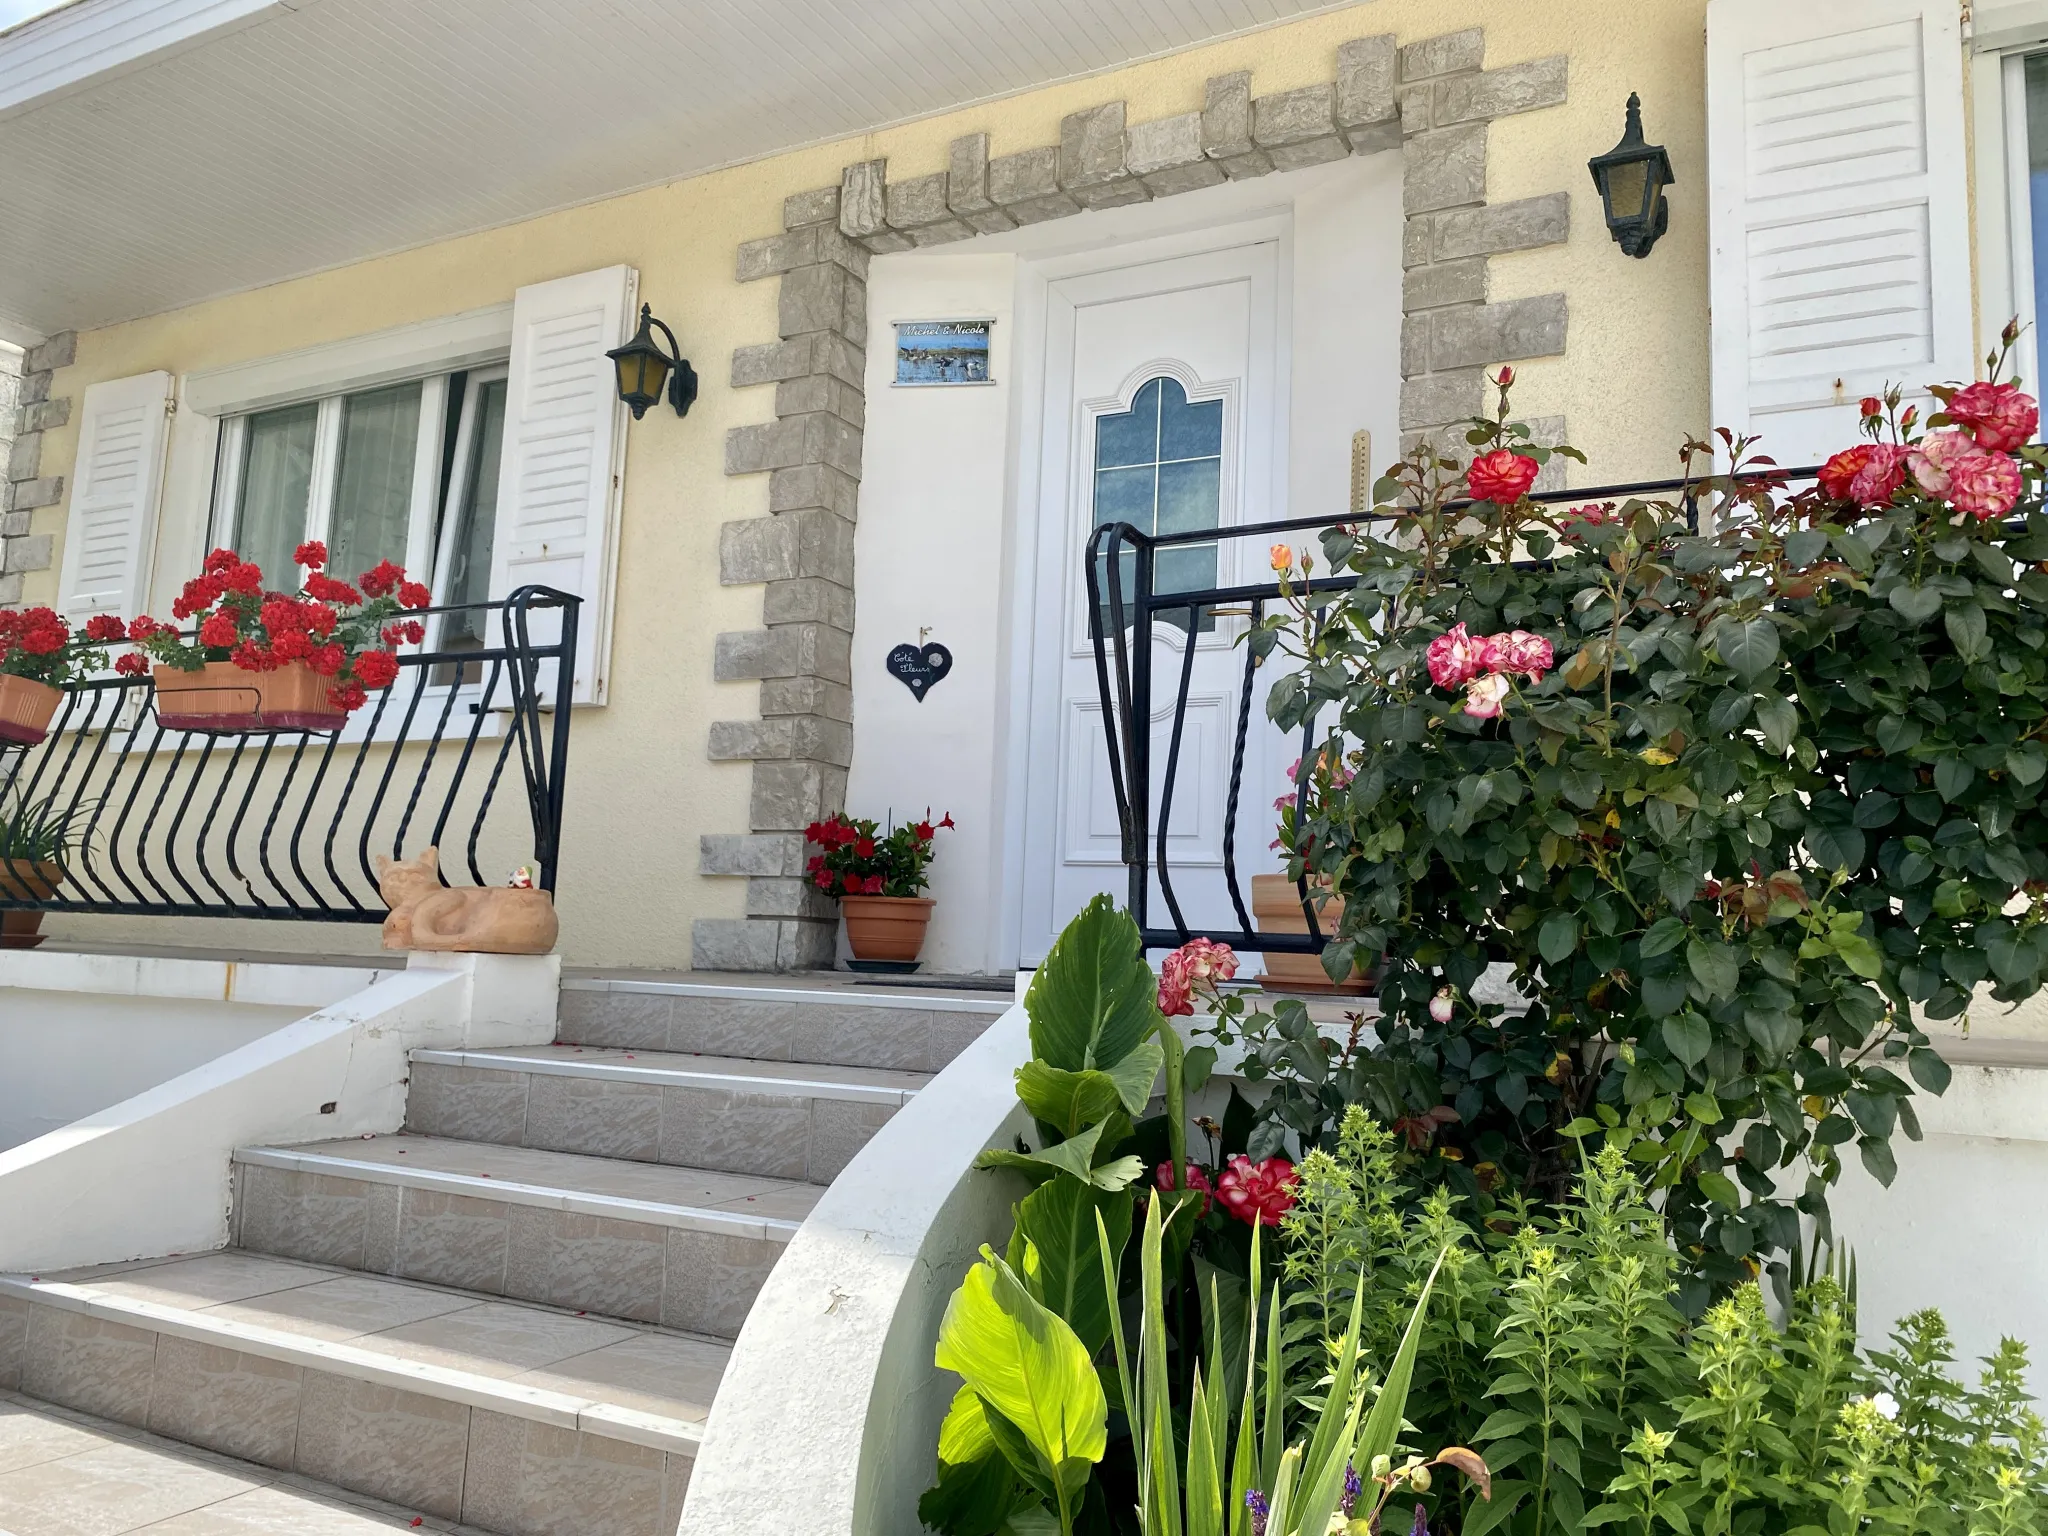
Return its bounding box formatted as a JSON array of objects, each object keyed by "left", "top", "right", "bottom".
[
  {"left": 1, "top": 330, "right": 73, "bottom": 604},
  {"left": 695, "top": 27, "right": 1572, "bottom": 972}
]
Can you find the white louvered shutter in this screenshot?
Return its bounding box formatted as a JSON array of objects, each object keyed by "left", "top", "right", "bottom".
[
  {"left": 1707, "top": 0, "right": 1971, "bottom": 470},
  {"left": 489, "top": 265, "right": 636, "bottom": 705},
  {"left": 56, "top": 371, "right": 174, "bottom": 622}
]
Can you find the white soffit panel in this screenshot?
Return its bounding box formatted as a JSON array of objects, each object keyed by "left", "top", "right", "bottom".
[{"left": 0, "top": 0, "right": 1353, "bottom": 338}]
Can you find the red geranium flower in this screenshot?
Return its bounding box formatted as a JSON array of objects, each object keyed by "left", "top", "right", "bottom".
[
  {"left": 306, "top": 643, "right": 345, "bottom": 677},
  {"left": 352, "top": 649, "right": 400, "bottom": 689},
  {"left": 1214, "top": 1155, "right": 1299, "bottom": 1227},
  {"left": 229, "top": 640, "right": 276, "bottom": 672},
  {"left": 328, "top": 680, "right": 368, "bottom": 712},
  {"left": 359, "top": 559, "right": 404, "bottom": 598},
  {"left": 127, "top": 616, "right": 163, "bottom": 641},
  {"left": 1466, "top": 449, "right": 1541, "bottom": 506},
  {"left": 83, "top": 613, "right": 125, "bottom": 642},
  {"left": 398, "top": 581, "right": 432, "bottom": 610},
  {"left": 294, "top": 540, "right": 328, "bottom": 571},
  {"left": 270, "top": 629, "right": 312, "bottom": 661},
  {"left": 304, "top": 573, "right": 361, "bottom": 606},
  {"left": 203, "top": 548, "right": 241, "bottom": 575},
  {"left": 198, "top": 612, "right": 240, "bottom": 649},
  {"left": 114, "top": 652, "right": 149, "bottom": 676}
]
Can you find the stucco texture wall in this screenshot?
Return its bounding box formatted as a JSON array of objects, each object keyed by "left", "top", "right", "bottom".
[{"left": 22, "top": 0, "right": 1712, "bottom": 969}]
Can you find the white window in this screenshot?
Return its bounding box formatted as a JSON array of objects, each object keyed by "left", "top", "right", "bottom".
[{"left": 209, "top": 368, "right": 508, "bottom": 656}]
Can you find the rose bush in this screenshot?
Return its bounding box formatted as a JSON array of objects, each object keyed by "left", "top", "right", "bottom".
[{"left": 1239, "top": 341, "right": 2048, "bottom": 1303}]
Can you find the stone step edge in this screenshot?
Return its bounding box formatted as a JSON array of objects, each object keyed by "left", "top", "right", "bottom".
[
  {"left": 0, "top": 1275, "right": 705, "bottom": 1457},
  {"left": 410, "top": 1048, "right": 923, "bottom": 1106},
  {"left": 563, "top": 977, "right": 1012, "bottom": 1016},
  {"left": 233, "top": 1146, "right": 803, "bottom": 1244}
]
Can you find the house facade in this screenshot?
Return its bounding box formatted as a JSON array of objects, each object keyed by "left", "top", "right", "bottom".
[{"left": 0, "top": 0, "right": 2022, "bottom": 974}]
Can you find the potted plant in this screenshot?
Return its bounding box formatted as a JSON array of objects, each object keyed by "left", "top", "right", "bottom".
[
  {"left": 0, "top": 789, "right": 91, "bottom": 949},
  {"left": 0, "top": 607, "right": 129, "bottom": 745},
  {"left": 805, "top": 810, "right": 953, "bottom": 970},
  {"left": 127, "top": 541, "right": 429, "bottom": 733}
]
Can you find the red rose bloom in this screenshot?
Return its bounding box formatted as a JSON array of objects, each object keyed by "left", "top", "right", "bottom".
[
  {"left": 1214, "top": 1155, "right": 1299, "bottom": 1227},
  {"left": 198, "top": 613, "right": 240, "bottom": 649},
  {"left": 1466, "top": 449, "right": 1541, "bottom": 506},
  {"left": 1819, "top": 443, "right": 1910, "bottom": 507},
  {"left": 1154, "top": 1160, "right": 1214, "bottom": 1217},
  {"left": 1947, "top": 381, "right": 2039, "bottom": 453},
  {"left": 353, "top": 648, "right": 401, "bottom": 689},
  {"left": 83, "top": 613, "right": 125, "bottom": 642},
  {"left": 294, "top": 540, "right": 328, "bottom": 571}
]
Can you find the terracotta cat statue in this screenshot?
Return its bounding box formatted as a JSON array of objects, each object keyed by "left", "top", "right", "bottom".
[{"left": 374, "top": 846, "right": 559, "bottom": 955}]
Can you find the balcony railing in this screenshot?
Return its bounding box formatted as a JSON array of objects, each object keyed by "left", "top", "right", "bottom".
[
  {"left": 0, "top": 587, "right": 578, "bottom": 923},
  {"left": 1086, "top": 471, "right": 1817, "bottom": 956}
]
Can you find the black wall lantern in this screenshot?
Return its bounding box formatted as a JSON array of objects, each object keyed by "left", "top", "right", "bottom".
[
  {"left": 607, "top": 303, "right": 699, "bottom": 419},
  {"left": 1588, "top": 93, "right": 1673, "bottom": 259}
]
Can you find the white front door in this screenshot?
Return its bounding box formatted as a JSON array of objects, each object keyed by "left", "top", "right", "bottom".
[{"left": 1018, "top": 238, "right": 1288, "bottom": 964}]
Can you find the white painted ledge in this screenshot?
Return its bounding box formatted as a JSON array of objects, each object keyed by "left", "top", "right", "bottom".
[
  {"left": 675, "top": 999, "right": 1031, "bottom": 1536},
  {"left": 0, "top": 951, "right": 559, "bottom": 1271}
]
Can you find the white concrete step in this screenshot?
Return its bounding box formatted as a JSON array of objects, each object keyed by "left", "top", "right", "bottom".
[
  {"left": 556, "top": 974, "right": 1011, "bottom": 1072},
  {"left": 231, "top": 1135, "right": 818, "bottom": 1338},
  {"left": 0, "top": 1250, "right": 718, "bottom": 1536},
  {"left": 405, "top": 1045, "right": 927, "bottom": 1183}
]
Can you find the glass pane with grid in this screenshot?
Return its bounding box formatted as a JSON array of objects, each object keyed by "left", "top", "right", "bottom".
[{"left": 1092, "top": 376, "right": 1224, "bottom": 633}]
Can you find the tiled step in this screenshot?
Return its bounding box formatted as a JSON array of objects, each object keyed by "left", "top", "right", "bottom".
[
  {"left": 231, "top": 1135, "right": 819, "bottom": 1339},
  {"left": 405, "top": 1045, "right": 927, "bottom": 1183},
  {"left": 0, "top": 1250, "right": 719, "bottom": 1536},
  {"left": 557, "top": 976, "right": 1009, "bottom": 1072}
]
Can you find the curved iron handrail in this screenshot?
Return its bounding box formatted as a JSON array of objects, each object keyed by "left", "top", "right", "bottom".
[{"left": 0, "top": 587, "right": 579, "bottom": 922}]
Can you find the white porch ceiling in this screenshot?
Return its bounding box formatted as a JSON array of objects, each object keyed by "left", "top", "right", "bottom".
[{"left": 0, "top": 0, "right": 1351, "bottom": 340}]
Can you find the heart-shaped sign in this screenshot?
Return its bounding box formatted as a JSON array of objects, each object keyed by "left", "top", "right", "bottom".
[{"left": 886, "top": 641, "right": 953, "bottom": 702}]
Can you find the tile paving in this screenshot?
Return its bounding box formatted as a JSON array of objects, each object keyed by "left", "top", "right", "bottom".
[{"left": 0, "top": 1392, "right": 493, "bottom": 1536}]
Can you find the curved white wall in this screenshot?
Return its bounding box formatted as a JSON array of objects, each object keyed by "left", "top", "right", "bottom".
[{"left": 677, "top": 998, "right": 1032, "bottom": 1536}]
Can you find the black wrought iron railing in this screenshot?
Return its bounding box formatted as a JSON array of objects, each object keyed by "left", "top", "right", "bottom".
[
  {"left": 1086, "top": 471, "right": 1820, "bottom": 956},
  {"left": 0, "top": 586, "right": 578, "bottom": 923}
]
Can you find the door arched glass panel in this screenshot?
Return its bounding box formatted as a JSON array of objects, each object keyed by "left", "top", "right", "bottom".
[{"left": 1093, "top": 375, "right": 1224, "bottom": 634}]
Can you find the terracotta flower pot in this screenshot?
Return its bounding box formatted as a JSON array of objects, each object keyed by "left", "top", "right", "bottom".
[
  {"left": 1250, "top": 873, "right": 1373, "bottom": 995},
  {"left": 154, "top": 661, "right": 346, "bottom": 733},
  {"left": 0, "top": 673, "right": 62, "bottom": 746},
  {"left": 841, "top": 894, "right": 935, "bottom": 964},
  {"left": 0, "top": 858, "right": 61, "bottom": 951}
]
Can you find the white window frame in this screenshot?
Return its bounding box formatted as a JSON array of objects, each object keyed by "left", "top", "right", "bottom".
[
  {"left": 181, "top": 314, "right": 521, "bottom": 747},
  {"left": 1972, "top": 17, "right": 2048, "bottom": 367}
]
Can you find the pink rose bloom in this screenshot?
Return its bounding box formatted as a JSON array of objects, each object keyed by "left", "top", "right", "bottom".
[
  {"left": 1157, "top": 974, "right": 1193, "bottom": 1017},
  {"left": 1947, "top": 447, "right": 2024, "bottom": 520},
  {"left": 1154, "top": 1160, "right": 1213, "bottom": 1217},
  {"left": 1216, "top": 1154, "right": 1299, "bottom": 1226},
  {"left": 1498, "top": 630, "right": 1554, "bottom": 682},
  {"left": 1427, "top": 623, "right": 1479, "bottom": 688},
  {"left": 1947, "top": 381, "right": 2039, "bottom": 453},
  {"left": 1463, "top": 672, "right": 1511, "bottom": 719},
  {"left": 1472, "top": 632, "right": 1509, "bottom": 674},
  {"left": 1173, "top": 937, "right": 1239, "bottom": 985},
  {"left": 1908, "top": 430, "right": 1971, "bottom": 498},
  {"left": 1429, "top": 987, "right": 1456, "bottom": 1023}
]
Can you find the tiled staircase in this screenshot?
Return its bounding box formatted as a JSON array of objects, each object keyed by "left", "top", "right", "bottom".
[{"left": 0, "top": 975, "right": 1010, "bottom": 1536}]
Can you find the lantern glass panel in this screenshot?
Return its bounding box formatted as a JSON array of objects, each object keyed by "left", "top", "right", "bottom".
[{"left": 1605, "top": 159, "right": 1651, "bottom": 224}]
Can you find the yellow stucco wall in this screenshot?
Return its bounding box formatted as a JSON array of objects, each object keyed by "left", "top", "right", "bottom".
[{"left": 22, "top": 0, "right": 1712, "bottom": 968}]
